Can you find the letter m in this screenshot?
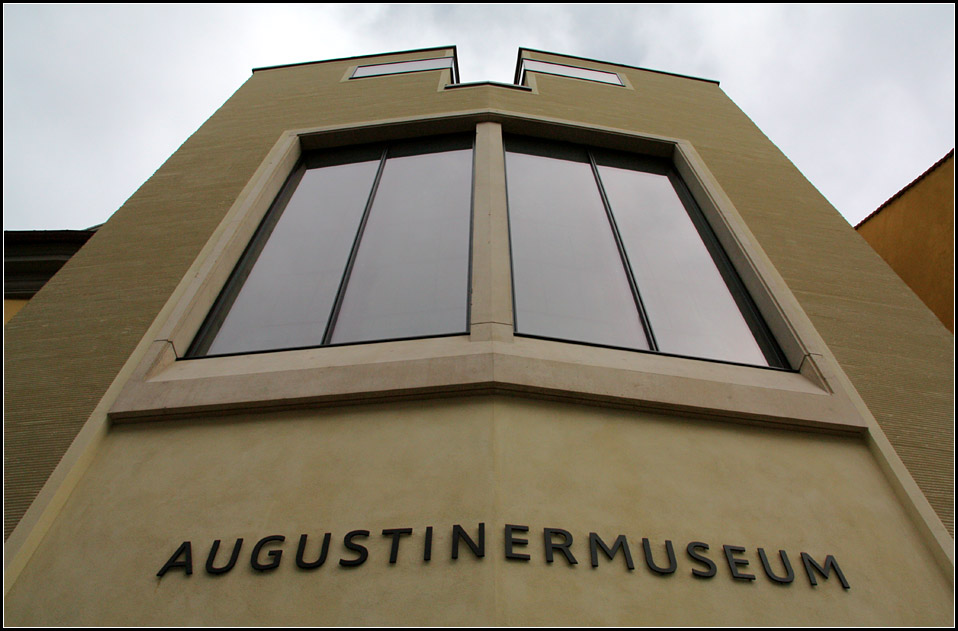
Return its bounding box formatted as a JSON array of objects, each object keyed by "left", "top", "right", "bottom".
[
  {"left": 589, "top": 532, "right": 634, "bottom": 570},
  {"left": 801, "top": 552, "right": 850, "bottom": 589}
]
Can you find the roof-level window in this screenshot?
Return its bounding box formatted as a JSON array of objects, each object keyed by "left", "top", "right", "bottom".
[
  {"left": 351, "top": 57, "right": 456, "bottom": 80},
  {"left": 518, "top": 59, "right": 623, "bottom": 86}
]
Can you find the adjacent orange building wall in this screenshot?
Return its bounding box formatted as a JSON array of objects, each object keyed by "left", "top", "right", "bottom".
[
  {"left": 4, "top": 299, "right": 29, "bottom": 325},
  {"left": 856, "top": 151, "right": 955, "bottom": 332}
]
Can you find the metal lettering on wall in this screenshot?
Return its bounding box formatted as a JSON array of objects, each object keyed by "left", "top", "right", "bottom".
[{"left": 156, "top": 522, "right": 850, "bottom": 590}]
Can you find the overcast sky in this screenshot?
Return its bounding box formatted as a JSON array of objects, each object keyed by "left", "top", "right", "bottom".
[{"left": 3, "top": 4, "right": 954, "bottom": 231}]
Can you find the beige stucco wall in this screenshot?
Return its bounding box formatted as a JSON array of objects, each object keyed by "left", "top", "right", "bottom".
[
  {"left": 5, "top": 49, "right": 952, "bottom": 542},
  {"left": 6, "top": 47, "right": 952, "bottom": 540},
  {"left": 4, "top": 397, "right": 952, "bottom": 625},
  {"left": 4, "top": 48, "right": 953, "bottom": 625},
  {"left": 856, "top": 152, "right": 954, "bottom": 333}
]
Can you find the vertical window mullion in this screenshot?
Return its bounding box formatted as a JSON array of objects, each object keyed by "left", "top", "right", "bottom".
[
  {"left": 588, "top": 150, "right": 659, "bottom": 352},
  {"left": 321, "top": 147, "right": 389, "bottom": 345}
]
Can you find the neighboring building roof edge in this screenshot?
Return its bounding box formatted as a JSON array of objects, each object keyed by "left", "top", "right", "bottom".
[
  {"left": 4, "top": 229, "right": 98, "bottom": 299},
  {"left": 3, "top": 229, "right": 98, "bottom": 242},
  {"left": 856, "top": 149, "right": 955, "bottom": 229}
]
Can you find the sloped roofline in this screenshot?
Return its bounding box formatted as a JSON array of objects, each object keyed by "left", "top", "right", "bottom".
[
  {"left": 248, "top": 45, "right": 717, "bottom": 89},
  {"left": 514, "top": 47, "right": 720, "bottom": 86},
  {"left": 856, "top": 149, "right": 955, "bottom": 229},
  {"left": 252, "top": 45, "right": 458, "bottom": 74}
]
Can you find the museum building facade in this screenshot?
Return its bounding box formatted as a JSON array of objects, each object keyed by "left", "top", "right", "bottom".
[{"left": 4, "top": 47, "right": 953, "bottom": 625}]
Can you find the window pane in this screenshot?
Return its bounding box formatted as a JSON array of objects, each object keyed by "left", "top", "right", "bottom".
[
  {"left": 330, "top": 146, "right": 473, "bottom": 344},
  {"left": 505, "top": 146, "right": 649, "bottom": 350},
  {"left": 596, "top": 163, "right": 769, "bottom": 365},
  {"left": 207, "top": 159, "right": 379, "bottom": 355},
  {"left": 351, "top": 57, "right": 454, "bottom": 78},
  {"left": 520, "top": 59, "right": 623, "bottom": 86}
]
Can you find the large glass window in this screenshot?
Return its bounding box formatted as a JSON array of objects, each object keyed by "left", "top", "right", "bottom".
[
  {"left": 190, "top": 130, "right": 782, "bottom": 369},
  {"left": 504, "top": 136, "right": 785, "bottom": 368},
  {"left": 190, "top": 135, "right": 474, "bottom": 356}
]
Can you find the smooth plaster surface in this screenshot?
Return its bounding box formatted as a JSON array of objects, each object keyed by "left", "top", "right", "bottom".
[
  {"left": 4, "top": 48, "right": 953, "bottom": 626},
  {"left": 4, "top": 397, "right": 952, "bottom": 625},
  {"left": 6, "top": 46, "right": 952, "bottom": 540}
]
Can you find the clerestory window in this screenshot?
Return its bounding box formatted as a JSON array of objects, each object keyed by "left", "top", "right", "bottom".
[
  {"left": 189, "top": 135, "right": 474, "bottom": 356},
  {"left": 503, "top": 136, "right": 786, "bottom": 368},
  {"left": 350, "top": 57, "right": 456, "bottom": 80},
  {"left": 517, "top": 59, "right": 624, "bottom": 86}
]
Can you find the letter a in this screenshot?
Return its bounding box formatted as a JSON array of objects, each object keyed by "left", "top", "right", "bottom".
[{"left": 157, "top": 541, "right": 193, "bottom": 577}]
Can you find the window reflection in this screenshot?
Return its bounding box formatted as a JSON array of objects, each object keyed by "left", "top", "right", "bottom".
[
  {"left": 505, "top": 136, "right": 782, "bottom": 368},
  {"left": 196, "top": 131, "right": 782, "bottom": 369},
  {"left": 506, "top": 149, "right": 649, "bottom": 350},
  {"left": 207, "top": 160, "right": 379, "bottom": 355},
  {"left": 597, "top": 163, "right": 767, "bottom": 365},
  {"left": 331, "top": 148, "right": 473, "bottom": 343},
  {"left": 194, "top": 136, "right": 473, "bottom": 356}
]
